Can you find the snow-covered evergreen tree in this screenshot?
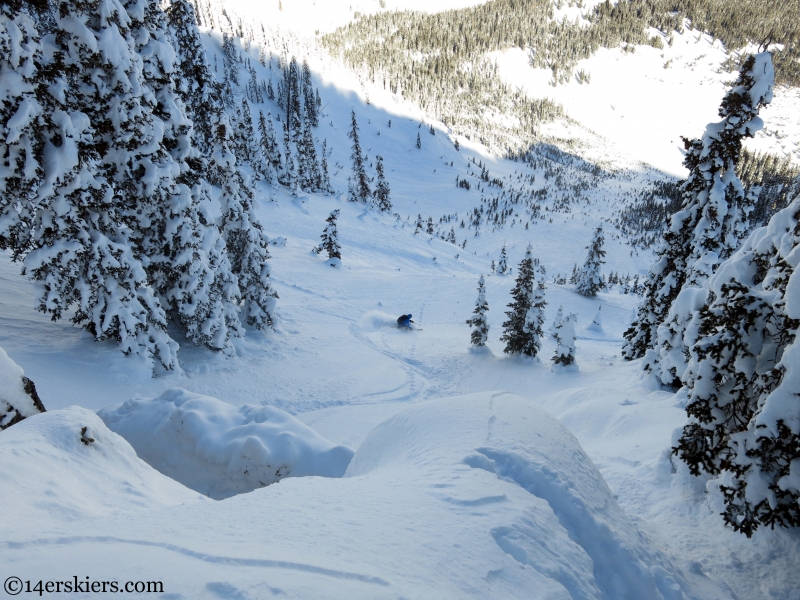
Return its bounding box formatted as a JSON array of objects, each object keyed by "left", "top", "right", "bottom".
[
  {"left": 552, "top": 312, "right": 577, "bottom": 367},
  {"left": 549, "top": 305, "right": 564, "bottom": 340},
  {"left": 320, "top": 139, "right": 333, "bottom": 194},
  {"left": 623, "top": 53, "right": 775, "bottom": 375},
  {"left": 24, "top": 0, "right": 180, "bottom": 371},
  {"left": 300, "top": 115, "right": 321, "bottom": 192},
  {"left": 315, "top": 209, "right": 341, "bottom": 261},
  {"left": 497, "top": 244, "right": 508, "bottom": 274},
  {"left": 0, "top": 0, "right": 42, "bottom": 260},
  {"left": 466, "top": 275, "right": 489, "bottom": 347},
  {"left": 374, "top": 155, "right": 391, "bottom": 212},
  {"left": 576, "top": 225, "right": 606, "bottom": 297},
  {"left": 501, "top": 245, "right": 542, "bottom": 357},
  {"left": 416, "top": 132, "right": 421, "bottom": 149},
  {"left": 301, "top": 58, "right": 318, "bottom": 127},
  {"left": 348, "top": 109, "right": 371, "bottom": 203},
  {"left": 673, "top": 193, "right": 800, "bottom": 536},
  {"left": 129, "top": 0, "right": 242, "bottom": 355},
  {"left": 210, "top": 113, "right": 278, "bottom": 330}
]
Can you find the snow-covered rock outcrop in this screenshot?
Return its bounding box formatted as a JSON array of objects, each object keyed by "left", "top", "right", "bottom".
[{"left": 0, "top": 346, "right": 45, "bottom": 430}]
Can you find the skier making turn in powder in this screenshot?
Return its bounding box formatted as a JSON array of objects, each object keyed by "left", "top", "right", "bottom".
[{"left": 397, "top": 314, "right": 414, "bottom": 329}]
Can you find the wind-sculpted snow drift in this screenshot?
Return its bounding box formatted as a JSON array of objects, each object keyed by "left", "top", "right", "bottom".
[
  {"left": 99, "top": 388, "right": 354, "bottom": 499},
  {"left": 1, "top": 392, "right": 714, "bottom": 598}
]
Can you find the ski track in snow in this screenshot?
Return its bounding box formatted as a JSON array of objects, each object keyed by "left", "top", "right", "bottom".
[{"left": 3, "top": 537, "right": 390, "bottom": 586}]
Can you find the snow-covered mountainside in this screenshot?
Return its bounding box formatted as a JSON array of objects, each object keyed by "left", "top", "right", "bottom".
[{"left": 1, "top": 0, "right": 799, "bottom": 598}]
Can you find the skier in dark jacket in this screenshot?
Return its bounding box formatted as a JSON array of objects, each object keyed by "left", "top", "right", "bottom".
[{"left": 397, "top": 314, "right": 414, "bottom": 329}]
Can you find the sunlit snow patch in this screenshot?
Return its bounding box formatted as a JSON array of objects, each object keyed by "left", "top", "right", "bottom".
[
  {"left": 99, "top": 389, "right": 354, "bottom": 500},
  {"left": 347, "top": 392, "right": 698, "bottom": 599}
]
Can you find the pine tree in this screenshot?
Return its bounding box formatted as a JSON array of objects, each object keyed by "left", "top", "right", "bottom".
[
  {"left": 576, "top": 225, "right": 606, "bottom": 297},
  {"left": 23, "top": 0, "right": 182, "bottom": 370},
  {"left": 466, "top": 275, "right": 489, "bottom": 347},
  {"left": 301, "top": 59, "right": 318, "bottom": 127},
  {"left": 497, "top": 244, "right": 508, "bottom": 274},
  {"left": 210, "top": 113, "right": 278, "bottom": 330},
  {"left": 674, "top": 193, "right": 800, "bottom": 536},
  {"left": 426, "top": 217, "right": 434, "bottom": 235},
  {"left": 320, "top": 139, "right": 333, "bottom": 194},
  {"left": 552, "top": 312, "right": 577, "bottom": 367},
  {"left": 132, "top": 0, "right": 242, "bottom": 355},
  {"left": 0, "top": 1, "right": 43, "bottom": 260},
  {"left": 623, "top": 53, "right": 775, "bottom": 376},
  {"left": 549, "top": 305, "right": 564, "bottom": 339},
  {"left": 374, "top": 155, "right": 392, "bottom": 211},
  {"left": 315, "top": 209, "right": 341, "bottom": 261},
  {"left": 281, "top": 118, "right": 298, "bottom": 195},
  {"left": 299, "top": 114, "right": 321, "bottom": 192},
  {"left": 348, "top": 110, "right": 371, "bottom": 203},
  {"left": 232, "top": 101, "right": 257, "bottom": 166},
  {"left": 257, "top": 110, "right": 279, "bottom": 184},
  {"left": 416, "top": 132, "right": 421, "bottom": 149},
  {"left": 501, "top": 244, "right": 543, "bottom": 357}
]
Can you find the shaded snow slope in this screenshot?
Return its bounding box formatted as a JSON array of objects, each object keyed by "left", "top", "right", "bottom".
[
  {"left": 0, "top": 407, "right": 201, "bottom": 529},
  {"left": 2, "top": 392, "right": 718, "bottom": 599},
  {"left": 99, "top": 388, "right": 354, "bottom": 499}
]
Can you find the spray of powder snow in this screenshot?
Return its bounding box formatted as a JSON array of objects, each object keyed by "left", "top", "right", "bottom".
[{"left": 355, "top": 311, "right": 409, "bottom": 332}]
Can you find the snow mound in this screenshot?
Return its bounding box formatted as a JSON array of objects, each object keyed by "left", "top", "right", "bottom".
[
  {"left": 347, "top": 392, "right": 698, "bottom": 600},
  {"left": 99, "top": 388, "right": 355, "bottom": 500},
  {"left": 0, "top": 406, "right": 199, "bottom": 525},
  {"left": 354, "top": 310, "right": 404, "bottom": 332}
]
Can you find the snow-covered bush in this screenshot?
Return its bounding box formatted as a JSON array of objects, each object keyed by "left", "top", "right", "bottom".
[{"left": 673, "top": 195, "right": 800, "bottom": 536}]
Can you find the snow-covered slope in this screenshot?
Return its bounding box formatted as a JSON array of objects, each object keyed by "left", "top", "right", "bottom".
[
  {"left": 2, "top": 392, "right": 720, "bottom": 599},
  {"left": 1, "top": 1, "right": 799, "bottom": 599}
]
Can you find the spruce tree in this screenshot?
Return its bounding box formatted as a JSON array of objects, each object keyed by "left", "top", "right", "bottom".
[
  {"left": 130, "top": 0, "right": 242, "bottom": 355},
  {"left": 300, "top": 115, "right": 321, "bottom": 192},
  {"left": 466, "top": 275, "right": 490, "bottom": 347},
  {"left": 552, "top": 312, "right": 577, "bottom": 367},
  {"left": 623, "top": 53, "right": 775, "bottom": 376},
  {"left": 210, "top": 113, "right": 278, "bottom": 330},
  {"left": 576, "top": 225, "right": 606, "bottom": 297},
  {"left": 549, "top": 305, "right": 564, "bottom": 339},
  {"left": 315, "top": 209, "right": 341, "bottom": 261},
  {"left": 348, "top": 110, "right": 371, "bottom": 203},
  {"left": 374, "top": 155, "right": 392, "bottom": 211},
  {"left": 301, "top": 58, "right": 318, "bottom": 127},
  {"left": 0, "top": 1, "right": 42, "bottom": 260},
  {"left": 24, "top": 0, "right": 181, "bottom": 370},
  {"left": 674, "top": 193, "right": 800, "bottom": 536},
  {"left": 497, "top": 244, "right": 508, "bottom": 274},
  {"left": 416, "top": 132, "right": 421, "bottom": 149},
  {"left": 320, "top": 139, "right": 333, "bottom": 194},
  {"left": 501, "top": 244, "right": 542, "bottom": 357}
]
